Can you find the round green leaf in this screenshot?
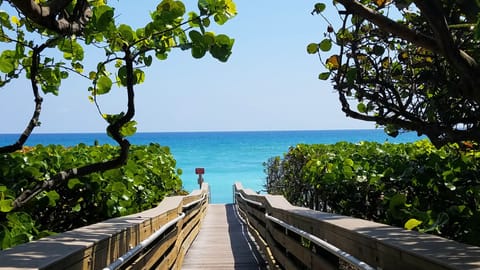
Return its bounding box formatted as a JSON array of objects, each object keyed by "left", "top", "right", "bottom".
[
  {"left": 96, "top": 75, "right": 112, "bottom": 95},
  {"left": 357, "top": 102, "right": 367, "bottom": 113},
  {"left": 314, "top": 3, "right": 326, "bottom": 13},
  {"left": 307, "top": 43, "right": 319, "bottom": 54},
  {"left": 189, "top": 30, "right": 203, "bottom": 43},
  {"left": 319, "top": 39, "right": 332, "bottom": 52},
  {"left": 118, "top": 24, "right": 135, "bottom": 43},
  {"left": 192, "top": 45, "right": 207, "bottom": 59}
]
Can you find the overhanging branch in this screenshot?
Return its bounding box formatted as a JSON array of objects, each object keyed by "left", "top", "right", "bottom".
[
  {"left": 7, "top": 0, "right": 92, "bottom": 35},
  {"left": 12, "top": 46, "right": 136, "bottom": 210},
  {"left": 335, "top": 0, "right": 440, "bottom": 53}
]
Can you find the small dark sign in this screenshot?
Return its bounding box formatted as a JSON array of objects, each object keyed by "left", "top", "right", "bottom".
[{"left": 195, "top": 168, "right": 205, "bottom": 175}]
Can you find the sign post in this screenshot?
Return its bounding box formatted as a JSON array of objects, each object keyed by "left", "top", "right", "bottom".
[{"left": 195, "top": 168, "right": 205, "bottom": 189}]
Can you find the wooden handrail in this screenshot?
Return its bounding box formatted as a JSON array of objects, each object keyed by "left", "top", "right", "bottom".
[
  {"left": 0, "top": 183, "right": 210, "bottom": 270},
  {"left": 234, "top": 182, "right": 480, "bottom": 270}
]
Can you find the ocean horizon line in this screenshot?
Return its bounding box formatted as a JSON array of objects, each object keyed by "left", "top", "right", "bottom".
[{"left": 0, "top": 128, "right": 386, "bottom": 135}]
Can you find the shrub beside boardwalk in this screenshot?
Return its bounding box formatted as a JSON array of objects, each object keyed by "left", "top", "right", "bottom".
[
  {"left": 0, "top": 143, "right": 183, "bottom": 250},
  {"left": 265, "top": 140, "right": 480, "bottom": 246}
]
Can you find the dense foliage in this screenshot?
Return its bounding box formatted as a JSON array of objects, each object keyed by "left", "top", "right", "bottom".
[
  {"left": 0, "top": 143, "right": 183, "bottom": 250},
  {"left": 265, "top": 141, "right": 480, "bottom": 246},
  {"left": 308, "top": 1, "right": 480, "bottom": 147},
  {"left": 0, "top": 0, "right": 236, "bottom": 210}
]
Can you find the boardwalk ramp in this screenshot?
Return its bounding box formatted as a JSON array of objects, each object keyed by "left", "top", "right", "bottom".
[{"left": 182, "top": 204, "right": 265, "bottom": 270}]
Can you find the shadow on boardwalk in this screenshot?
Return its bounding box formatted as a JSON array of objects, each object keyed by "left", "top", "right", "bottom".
[{"left": 182, "top": 204, "right": 266, "bottom": 270}]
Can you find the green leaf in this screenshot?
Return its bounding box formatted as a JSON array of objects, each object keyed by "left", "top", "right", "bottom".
[
  {"left": 210, "top": 34, "right": 234, "bottom": 62},
  {"left": 313, "top": 3, "right": 326, "bottom": 13},
  {"left": 357, "top": 102, "right": 367, "bottom": 113},
  {"left": 46, "top": 191, "right": 60, "bottom": 207},
  {"left": 112, "top": 182, "right": 127, "bottom": 193},
  {"left": 214, "top": 13, "right": 229, "bottom": 25},
  {"left": 120, "top": 120, "right": 137, "bottom": 137},
  {"left": 117, "top": 24, "right": 136, "bottom": 43},
  {"left": 192, "top": 45, "right": 207, "bottom": 59},
  {"left": 0, "top": 50, "right": 17, "bottom": 73},
  {"left": 202, "top": 17, "right": 211, "bottom": 27},
  {"left": 133, "top": 69, "right": 145, "bottom": 85},
  {"left": 72, "top": 204, "right": 82, "bottom": 212},
  {"left": 67, "top": 178, "right": 83, "bottom": 189},
  {"left": 144, "top": 55, "right": 153, "bottom": 66},
  {"left": 344, "top": 158, "right": 354, "bottom": 167},
  {"left": 189, "top": 30, "right": 203, "bottom": 43},
  {"left": 389, "top": 193, "right": 407, "bottom": 211},
  {"left": 307, "top": 43, "right": 319, "bottom": 54},
  {"left": 57, "top": 39, "right": 84, "bottom": 61},
  {"left": 319, "top": 39, "right": 332, "bottom": 52},
  {"left": 318, "top": 72, "right": 330, "bottom": 80},
  {"left": 96, "top": 75, "right": 112, "bottom": 95},
  {"left": 188, "top": 11, "right": 201, "bottom": 27},
  {"left": 117, "top": 66, "right": 127, "bottom": 86},
  {"left": 346, "top": 68, "right": 357, "bottom": 84},
  {"left": 0, "top": 199, "right": 13, "bottom": 212},
  {"left": 404, "top": 218, "right": 422, "bottom": 230},
  {"left": 93, "top": 5, "right": 115, "bottom": 32}
]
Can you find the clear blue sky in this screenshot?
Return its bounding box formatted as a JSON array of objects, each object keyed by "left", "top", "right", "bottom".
[{"left": 0, "top": 0, "right": 375, "bottom": 133}]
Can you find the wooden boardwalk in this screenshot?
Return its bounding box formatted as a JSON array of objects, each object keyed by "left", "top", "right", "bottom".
[{"left": 182, "top": 204, "right": 266, "bottom": 270}]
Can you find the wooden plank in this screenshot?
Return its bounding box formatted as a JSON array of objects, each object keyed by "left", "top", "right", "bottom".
[{"left": 182, "top": 204, "right": 266, "bottom": 269}]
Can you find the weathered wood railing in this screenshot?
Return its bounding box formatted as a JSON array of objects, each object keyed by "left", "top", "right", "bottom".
[
  {"left": 0, "top": 183, "right": 210, "bottom": 270},
  {"left": 234, "top": 182, "right": 480, "bottom": 270}
]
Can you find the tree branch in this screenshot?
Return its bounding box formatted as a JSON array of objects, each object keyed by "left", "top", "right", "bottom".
[
  {"left": 0, "top": 39, "right": 58, "bottom": 154},
  {"left": 7, "top": 0, "right": 92, "bottom": 35},
  {"left": 12, "top": 46, "right": 136, "bottom": 210},
  {"left": 335, "top": 0, "right": 440, "bottom": 52},
  {"left": 414, "top": 0, "right": 480, "bottom": 100}
]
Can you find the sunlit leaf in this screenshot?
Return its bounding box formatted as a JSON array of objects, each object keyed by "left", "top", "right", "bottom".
[
  {"left": 405, "top": 218, "right": 422, "bottom": 230},
  {"left": 120, "top": 120, "right": 137, "bottom": 137},
  {"left": 117, "top": 24, "right": 135, "bottom": 43},
  {"left": 10, "top": 16, "right": 20, "bottom": 26},
  {"left": 133, "top": 69, "right": 145, "bottom": 85},
  {"left": 0, "top": 199, "right": 13, "bottom": 212},
  {"left": 0, "top": 50, "right": 17, "bottom": 73},
  {"left": 96, "top": 75, "right": 112, "bottom": 95}
]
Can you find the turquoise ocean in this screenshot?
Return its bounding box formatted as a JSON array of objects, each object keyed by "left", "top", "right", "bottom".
[{"left": 0, "top": 130, "right": 424, "bottom": 203}]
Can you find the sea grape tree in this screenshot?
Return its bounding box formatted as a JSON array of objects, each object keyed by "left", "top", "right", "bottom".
[
  {"left": 308, "top": 0, "right": 480, "bottom": 147},
  {"left": 0, "top": 0, "right": 236, "bottom": 209}
]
